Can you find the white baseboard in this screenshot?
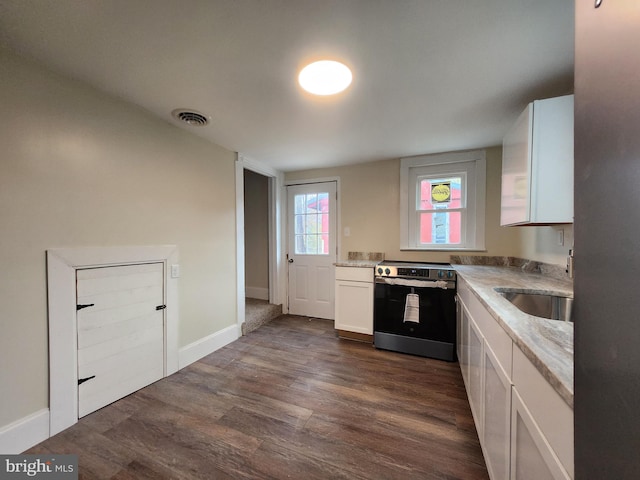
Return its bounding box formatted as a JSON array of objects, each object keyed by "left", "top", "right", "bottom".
[
  {"left": 0, "top": 327, "right": 240, "bottom": 455},
  {"left": 245, "top": 286, "right": 269, "bottom": 300},
  {"left": 0, "top": 408, "right": 50, "bottom": 454},
  {"left": 178, "top": 324, "right": 239, "bottom": 369},
  {"left": 0, "top": 326, "right": 239, "bottom": 455}
]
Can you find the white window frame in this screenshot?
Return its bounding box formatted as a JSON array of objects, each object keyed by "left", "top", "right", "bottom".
[{"left": 400, "top": 150, "right": 486, "bottom": 251}]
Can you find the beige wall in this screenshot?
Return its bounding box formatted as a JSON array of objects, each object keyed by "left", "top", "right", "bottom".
[
  {"left": 285, "top": 147, "right": 573, "bottom": 266},
  {"left": 517, "top": 223, "right": 574, "bottom": 266},
  {"left": 244, "top": 170, "right": 269, "bottom": 293},
  {"left": 0, "top": 48, "right": 237, "bottom": 427}
]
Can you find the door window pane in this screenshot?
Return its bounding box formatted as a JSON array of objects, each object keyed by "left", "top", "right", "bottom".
[
  {"left": 305, "top": 214, "right": 318, "bottom": 235},
  {"left": 306, "top": 193, "right": 318, "bottom": 213},
  {"left": 317, "top": 192, "right": 329, "bottom": 213},
  {"left": 294, "top": 193, "right": 331, "bottom": 254},
  {"left": 295, "top": 194, "right": 306, "bottom": 215},
  {"left": 320, "top": 213, "right": 329, "bottom": 233},
  {"left": 295, "top": 235, "right": 306, "bottom": 253}
]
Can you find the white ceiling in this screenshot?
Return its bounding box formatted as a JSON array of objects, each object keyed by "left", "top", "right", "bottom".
[{"left": 0, "top": 0, "right": 574, "bottom": 172}]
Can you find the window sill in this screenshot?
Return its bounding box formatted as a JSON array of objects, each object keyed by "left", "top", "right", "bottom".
[{"left": 400, "top": 247, "right": 488, "bottom": 252}]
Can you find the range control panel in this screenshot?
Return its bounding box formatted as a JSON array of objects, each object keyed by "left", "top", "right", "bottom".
[{"left": 375, "top": 263, "right": 456, "bottom": 281}]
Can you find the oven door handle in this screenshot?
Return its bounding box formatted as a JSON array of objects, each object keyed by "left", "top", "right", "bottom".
[{"left": 375, "top": 277, "right": 454, "bottom": 289}]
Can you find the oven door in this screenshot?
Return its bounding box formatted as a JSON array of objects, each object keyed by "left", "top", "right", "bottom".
[{"left": 373, "top": 277, "right": 457, "bottom": 361}]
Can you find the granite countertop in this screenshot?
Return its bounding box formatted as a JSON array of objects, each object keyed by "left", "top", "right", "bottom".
[{"left": 454, "top": 265, "right": 574, "bottom": 408}]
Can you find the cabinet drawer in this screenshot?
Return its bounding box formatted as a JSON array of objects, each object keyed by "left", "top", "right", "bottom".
[
  {"left": 459, "top": 279, "right": 513, "bottom": 378},
  {"left": 335, "top": 266, "right": 373, "bottom": 282},
  {"left": 457, "top": 277, "right": 472, "bottom": 305}
]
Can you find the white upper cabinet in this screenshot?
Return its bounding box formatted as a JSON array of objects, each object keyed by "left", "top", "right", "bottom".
[{"left": 500, "top": 95, "right": 574, "bottom": 226}]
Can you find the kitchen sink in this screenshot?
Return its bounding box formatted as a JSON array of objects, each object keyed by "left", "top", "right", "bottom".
[{"left": 496, "top": 290, "right": 573, "bottom": 322}]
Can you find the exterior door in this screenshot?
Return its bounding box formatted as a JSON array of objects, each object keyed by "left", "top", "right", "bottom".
[
  {"left": 287, "top": 181, "right": 337, "bottom": 319},
  {"left": 76, "top": 262, "right": 165, "bottom": 417}
]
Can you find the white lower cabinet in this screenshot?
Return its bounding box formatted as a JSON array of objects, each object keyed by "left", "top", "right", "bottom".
[
  {"left": 457, "top": 277, "right": 573, "bottom": 480},
  {"left": 456, "top": 299, "right": 470, "bottom": 393},
  {"left": 511, "top": 347, "right": 573, "bottom": 479},
  {"left": 334, "top": 266, "right": 374, "bottom": 335},
  {"left": 483, "top": 342, "right": 512, "bottom": 480},
  {"left": 511, "top": 388, "right": 570, "bottom": 480},
  {"left": 468, "top": 315, "right": 485, "bottom": 436},
  {"left": 459, "top": 286, "right": 511, "bottom": 480}
]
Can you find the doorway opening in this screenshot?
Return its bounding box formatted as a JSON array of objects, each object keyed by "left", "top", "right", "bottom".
[
  {"left": 235, "top": 155, "right": 284, "bottom": 336},
  {"left": 243, "top": 169, "right": 282, "bottom": 333}
]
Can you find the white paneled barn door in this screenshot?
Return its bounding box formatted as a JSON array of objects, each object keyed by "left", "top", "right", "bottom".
[{"left": 76, "top": 262, "right": 165, "bottom": 418}]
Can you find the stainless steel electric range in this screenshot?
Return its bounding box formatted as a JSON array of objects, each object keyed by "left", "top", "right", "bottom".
[{"left": 373, "top": 260, "right": 457, "bottom": 362}]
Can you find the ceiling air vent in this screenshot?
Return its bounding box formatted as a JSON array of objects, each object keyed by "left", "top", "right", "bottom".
[{"left": 171, "top": 109, "right": 209, "bottom": 127}]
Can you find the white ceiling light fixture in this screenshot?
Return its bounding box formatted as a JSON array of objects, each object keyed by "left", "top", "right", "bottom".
[{"left": 298, "top": 60, "right": 353, "bottom": 96}]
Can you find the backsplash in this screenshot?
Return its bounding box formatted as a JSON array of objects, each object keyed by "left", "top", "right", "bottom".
[
  {"left": 347, "top": 251, "right": 385, "bottom": 262},
  {"left": 450, "top": 255, "right": 570, "bottom": 281}
]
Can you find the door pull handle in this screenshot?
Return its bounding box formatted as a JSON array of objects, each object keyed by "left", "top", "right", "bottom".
[{"left": 78, "top": 375, "right": 95, "bottom": 385}]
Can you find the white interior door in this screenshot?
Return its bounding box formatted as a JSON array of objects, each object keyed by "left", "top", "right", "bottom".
[
  {"left": 76, "top": 262, "right": 165, "bottom": 417},
  {"left": 287, "top": 181, "right": 337, "bottom": 319}
]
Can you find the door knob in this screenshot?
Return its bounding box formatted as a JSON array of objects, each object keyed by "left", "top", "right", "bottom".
[{"left": 288, "top": 258, "right": 294, "bottom": 263}]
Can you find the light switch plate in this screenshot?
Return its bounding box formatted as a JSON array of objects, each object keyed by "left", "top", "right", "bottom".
[{"left": 171, "top": 264, "right": 180, "bottom": 278}]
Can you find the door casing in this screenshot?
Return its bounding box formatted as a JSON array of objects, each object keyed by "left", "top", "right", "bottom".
[
  {"left": 46, "top": 245, "right": 179, "bottom": 436},
  {"left": 285, "top": 177, "right": 341, "bottom": 318}
]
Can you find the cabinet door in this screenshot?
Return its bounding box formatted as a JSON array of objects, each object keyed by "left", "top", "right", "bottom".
[
  {"left": 483, "top": 342, "right": 512, "bottom": 480},
  {"left": 334, "top": 280, "right": 373, "bottom": 334},
  {"left": 501, "top": 95, "right": 574, "bottom": 226},
  {"left": 510, "top": 388, "right": 571, "bottom": 480},
  {"left": 468, "top": 316, "right": 484, "bottom": 436},
  {"left": 530, "top": 95, "right": 574, "bottom": 223},
  {"left": 457, "top": 297, "right": 470, "bottom": 386},
  {"left": 501, "top": 104, "right": 533, "bottom": 226},
  {"left": 456, "top": 296, "right": 464, "bottom": 374}
]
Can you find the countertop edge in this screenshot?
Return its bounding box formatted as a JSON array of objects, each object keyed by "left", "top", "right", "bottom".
[{"left": 455, "top": 265, "right": 574, "bottom": 409}]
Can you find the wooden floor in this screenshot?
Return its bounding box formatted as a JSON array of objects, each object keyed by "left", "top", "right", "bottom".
[{"left": 28, "top": 315, "right": 489, "bottom": 479}]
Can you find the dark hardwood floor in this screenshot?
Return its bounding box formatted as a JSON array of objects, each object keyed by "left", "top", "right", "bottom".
[{"left": 28, "top": 315, "right": 489, "bottom": 479}]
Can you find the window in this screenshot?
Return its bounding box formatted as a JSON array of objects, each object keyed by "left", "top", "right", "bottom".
[
  {"left": 294, "top": 192, "right": 330, "bottom": 254},
  {"left": 400, "top": 150, "right": 486, "bottom": 250}
]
